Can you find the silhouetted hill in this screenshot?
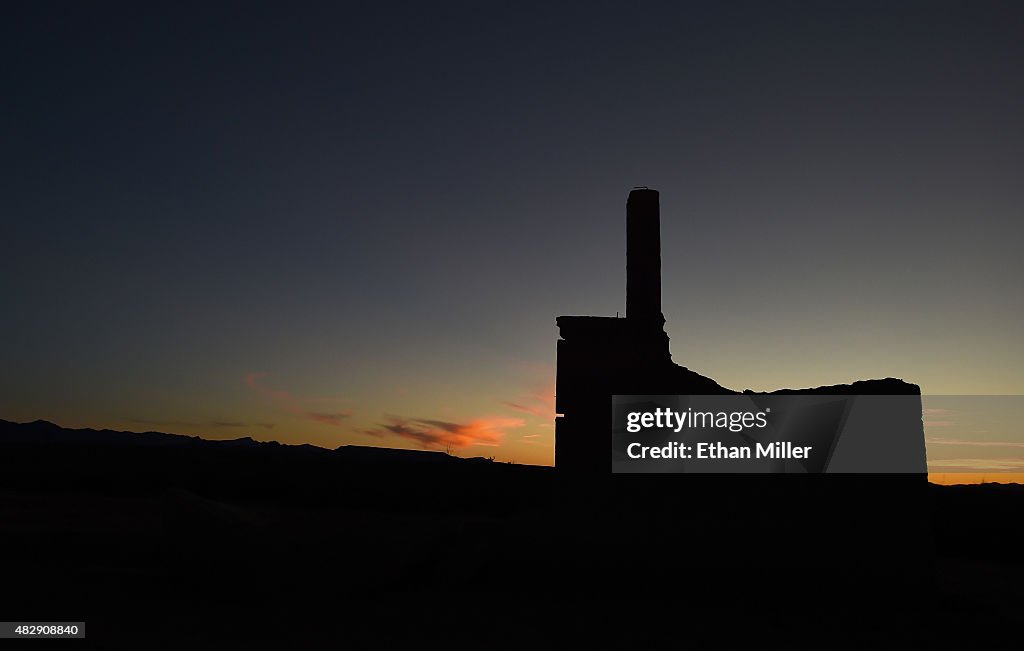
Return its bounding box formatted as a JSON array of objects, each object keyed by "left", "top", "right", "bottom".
[
  {"left": 0, "top": 418, "right": 505, "bottom": 467},
  {"left": 1, "top": 418, "right": 218, "bottom": 447},
  {"left": 0, "top": 418, "right": 485, "bottom": 461}
]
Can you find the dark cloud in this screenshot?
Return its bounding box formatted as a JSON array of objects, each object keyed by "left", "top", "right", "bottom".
[{"left": 306, "top": 412, "right": 353, "bottom": 426}]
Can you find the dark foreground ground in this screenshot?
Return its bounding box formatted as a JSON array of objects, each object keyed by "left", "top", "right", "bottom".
[{"left": 1, "top": 420, "right": 1022, "bottom": 648}]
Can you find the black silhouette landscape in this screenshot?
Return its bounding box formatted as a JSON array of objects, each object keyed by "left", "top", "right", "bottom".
[{"left": 2, "top": 417, "right": 1023, "bottom": 648}]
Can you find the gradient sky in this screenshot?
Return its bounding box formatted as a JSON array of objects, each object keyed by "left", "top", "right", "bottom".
[{"left": 3, "top": 1, "right": 1022, "bottom": 467}]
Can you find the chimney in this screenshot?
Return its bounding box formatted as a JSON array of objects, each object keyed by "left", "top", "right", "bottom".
[{"left": 626, "top": 188, "right": 663, "bottom": 322}]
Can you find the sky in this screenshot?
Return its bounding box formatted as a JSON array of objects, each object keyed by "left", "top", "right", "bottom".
[{"left": 2, "top": 1, "right": 1022, "bottom": 468}]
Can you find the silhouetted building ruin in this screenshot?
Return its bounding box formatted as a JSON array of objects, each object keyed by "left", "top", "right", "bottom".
[
  {"left": 556, "top": 189, "right": 725, "bottom": 472},
  {"left": 555, "top": 188, "right": 927, "bottom": 474}
]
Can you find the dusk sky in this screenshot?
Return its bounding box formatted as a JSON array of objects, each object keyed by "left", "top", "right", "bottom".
[{"left": 3, "top": 2, "right": 1022, "bottom": 467}]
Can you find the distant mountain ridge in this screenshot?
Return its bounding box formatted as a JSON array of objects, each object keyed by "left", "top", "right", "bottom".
[{"left": 0, "top": 418, "right": 495, "bottom": 465}]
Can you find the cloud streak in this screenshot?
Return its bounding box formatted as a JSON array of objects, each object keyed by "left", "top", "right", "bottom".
[
  {"left": 928, "top": 458, "right": 1024, "bottom": 471},
  {"left": 306, "top": 412, "right": 354, "bottom": 426},
  {"left": 245, "top": 372, "right": 353, "bottom": 426},
  {"left": 923, "top": 408, "right": 958, "bottom": 428},
  {"left": 500, "top": 383, "right": 556, "bottom": 418},
  {"left": 927, "top": 438, "right": 1024, "bottom": 448}
]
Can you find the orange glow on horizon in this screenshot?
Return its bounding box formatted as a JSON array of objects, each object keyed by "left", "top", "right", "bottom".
[{"left": 928, "top": 472, "right": 1024, "bottom": 485}]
